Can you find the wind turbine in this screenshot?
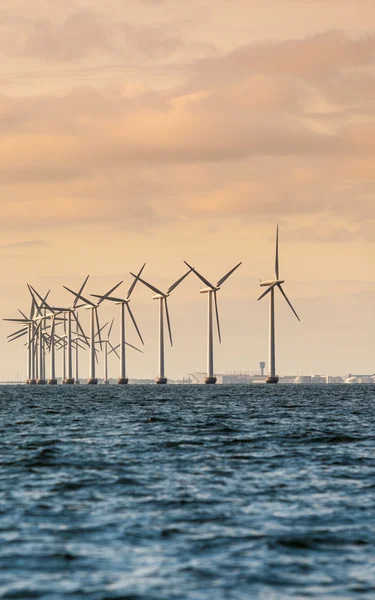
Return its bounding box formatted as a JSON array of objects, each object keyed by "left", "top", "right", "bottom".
[
  {"left": 129, "top": 267, "right": 193, "bottom": 384},
  {"left": 258, "top": 225, "right": 300, "bottom": 383},
  {"left": 184, "top": 261, "right": 242, "bottom": 384},
  {"left": 63, "top": 278, "right": 120, "bottom": 384},
  {"left": 4, "top": 296, "right": 36, "bottom": 384},
  {"left": 90, "top": 265, "right": 145, "bottom": 384}
]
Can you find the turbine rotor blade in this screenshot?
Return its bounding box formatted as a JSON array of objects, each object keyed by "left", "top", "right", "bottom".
[
  {"left": 216, "top": 262, "right": 242, "bottom": 287},
  {"left": 275, "top": 225, "right": 279, "bottom": 280},
  {"left": 129, "top": 273, "right": 164, "bottom": 296},
  {"left": 214, "top": 291, "right": 221, "bottom": 344},
  {"left": 108, "top": 342, "right": 120, "bottom": 358},
  {"left": 124, "top": 341, "right": 143, "bottom": 354},
  {"left": 127, "top": 263, "right": 146, "bottom": 299},
  {"left": 167, "top": 268, "right": 193, "bottom": 294},
  {"left": 7, "top": 330, "right": 28, "bottom": 343},
  {"left": 164, "top": 297, "right": 173, "bottom": 347},
  {"left": 18, "top": 309, "right": 28, "bottom": 320},
  {"left": 125, "top": 303, "right": 144, "bottom": 345},
  {"left": 63, "top": 285, "right": 96, "bottom": 307},
  {"left": 257, "top": 282, "right": 278, "bottom": 301},
  {"left": 108, "top": 318, "right": 114, "bottom": 339},
  {"left": 91, "top": 294, "right": 125, "bottom": 303},
  {"left": 95, "top": 281, "right": 123, "bottom": 305},
  {"left": 183, "top": 261, "right": 215, "bottom": 290},
  {"left": 277, "top": 284, "right": 300, "bottom": 321},
  {"left": 72, "top": 312, "right": 89, "bottom": 346},
  {"left": 74, "top": 275, "right": 90, "bottom": 308},
  {"left": 95, "top": 308, "right": 103, "bottom": 350},
  {"left": 7, "top": 326, "right": 28, "bottom": 338}
]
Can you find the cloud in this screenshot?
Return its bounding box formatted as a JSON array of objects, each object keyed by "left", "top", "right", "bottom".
[
  {"left": 0, "top": 10, "right": 183, "bottom": 61},
  {"left": 0, "top": 240, "right": 48, "bottom": 249},
  {"left": 0, "top": 29, "right": 374, "bottom": 233}
]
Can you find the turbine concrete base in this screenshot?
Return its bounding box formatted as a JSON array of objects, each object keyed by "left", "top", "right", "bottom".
[
  {"left": 36, "top": 379, "right": 47, "bottom": 385},
  {"left": 205, "top": 377, "right": 217, "bottom": 384},
  {"left": 75, "top": 380, "right": 80, "bottom": 385},
  {"left": 103, "top": 379, "right": 110, "bottom": 385},
  {"left": 87, "top": 378, "right": 98, "bottom": 385},
  {"left": 64, "top": 378, "right": 75, "bottom": 385},
  {"left": 48, "top": 379, "right": 57, "bottom": 385},
  {"left": 29, "top": 379, "right": 36, "bottom": 385},
  {"left": 266, "top": 376, "right": 279, "bottom": 384},
  {"left": 155, "top": 377, "right": 167, "bottom": 384},
  {"left": 117, "top": 378, "right": 128, "bottom": 385}
]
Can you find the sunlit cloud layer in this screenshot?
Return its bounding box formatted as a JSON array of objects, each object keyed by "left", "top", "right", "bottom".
[{"left": 0, "top": 1, "right": 374, "bottom": 379}]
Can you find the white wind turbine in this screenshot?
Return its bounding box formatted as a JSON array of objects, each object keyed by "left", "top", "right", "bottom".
[
  {"left": 258, "top": 225, "right": 300, "bottom": 384},
  {"left": 4, "top": 294, "right": 38, "bottom": 384},
  {"left": 129, "top": 267, "right": 193, "bottom": 384},
  {"left": 28, "top": 282, "right": 88, "bottom": 384},
  {"left": 90, "top": 265, "right": 145, "bottom": 384},
  {"left": 184, "top": 261, "right": 242, "bottom": 384},
  {"left": 63, "top": 277, "right": 118, "bottom": 384}
]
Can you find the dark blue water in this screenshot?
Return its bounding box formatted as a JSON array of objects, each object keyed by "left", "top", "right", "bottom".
[{"left": 1, "top": 384, "right": 375, "bottom": 599}]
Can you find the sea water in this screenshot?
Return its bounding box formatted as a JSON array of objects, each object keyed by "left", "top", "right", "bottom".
[{"left": 0, "top": 384, "right": 374, "bottom": 599}]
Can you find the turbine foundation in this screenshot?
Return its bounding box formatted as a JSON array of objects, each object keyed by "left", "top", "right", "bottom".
[
  {"left": 204, "top": 377, "right": 217, "bottom": 384},
  {"left": 103, "top": 379, "right": 110, "bottom": 385},
  {"left": 36, "top": 379, "right": 47, "bottom": 385},
  {"left": 87, "top": 378, "right": 98, "bottom": 385},
  {"left": 266, "top": 376, "right": 279, "bottom": 384},
  {"left": 64, "top": 378, "right": 75, "bottom": 385},
  {"left": 155, "top": 377, "right": 167, "bottom": 384},
  {"left": 117, "top": 378, "right": 128, "bottom": 385},
  {"left": 29, "top": 379, "right": 36, "bottom": 385},
  {"left": 48, "top": 379, "right": 57, "bottom": 385}
]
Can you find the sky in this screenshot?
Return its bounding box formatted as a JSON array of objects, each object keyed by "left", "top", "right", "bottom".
[{"left": 0, "top": 0, "right": 374, "bottom": 380}]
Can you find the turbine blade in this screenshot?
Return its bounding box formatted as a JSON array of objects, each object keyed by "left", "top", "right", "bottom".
[
  {"left": 74, "top": 275, "right": 90, "bottom": 308},
  {"left": 29, "top": 285, "right": 53, "bottom": 313},
  {"left": 91, "top": 294, "right": 124, "bottom": 303},
  {"left": 108, "top": 342, "right": 120, "bottom": 359},
  {"left": 72, "top": 312, "right": 89, "bottom": 346},
  {"left": 257, "top": 282, "right": 277, "bottom": 301},
  {"left": 183, "top": 261, "right": 215, "bottom": 290},
  {"left": 7, "top": 326, "right": 28, "bottom": 338},
  {"left": 164, "top": 297, "right": 173, "bottom": 347},
  {"left": 214, "top": 291, "right": 221, "bottom": 344},
  {"left": 216, "top": 262, "right": 242, "bottom": 287},
  {"left": 3, "top": 318, "right": 28, "bottom": 322},
  {"left": 63, "top": 285, "right": 96, "bottom": 307},
  {"left": 127, "top": 263, "right": 146, "bottom": 299},
  {"left": 124, "top": 341, "right": 143, "bottom": 354},
  {"left": 95, "top": 281, "right": 123, "bottom": 305},
  {"left": 18, "top": 309, "right": 28, "bottom": 320},
  {"left": 95, "top": 308, "right": 103, "bottom": 350},
  {"left": 275, "top": 225, "right": 279, "bottom": 279},
  {"left": 125, "top": 303, "right": 144, "bottom": 345},
  {"left": 278, "top": 284, "right": 300, "bottom": 321},
  {"left": 7, "top": 330, "right": 28, "bottom": 343},
  {"left": 108, "top": 317, "right": 114, "bottom": 339},
  {"left": 108, "top": 342, "right": 120, "bottom": 358},
  {"left": 129, "top": 273, "right": 164, "bottom": 296},
  {"left": 167, "top": 268, "right": 193, "bottom": 294}
]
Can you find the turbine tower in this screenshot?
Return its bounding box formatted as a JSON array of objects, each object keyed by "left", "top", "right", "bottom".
[
  {"left": 129, "top": 267, "right": 192, "bottom": 384},
  {"left": 258, "top": 225, "right": 300, "bottom": 384},
  {"left": 184, "top": 261, "right": 241, "bottom": 384},
  {"left": 91, "top": 265, "right": 145, "bottom": 384}
]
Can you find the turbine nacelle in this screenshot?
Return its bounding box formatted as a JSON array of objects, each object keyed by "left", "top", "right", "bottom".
[
  {"left": 260, "top": 279, "right": 284, "bottom": 287},
  {"left": 199, "top": 287, "right": 220, "bottom": 294}
]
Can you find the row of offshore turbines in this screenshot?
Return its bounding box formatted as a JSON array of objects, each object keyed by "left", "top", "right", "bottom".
[{"left": 4, "top": 227, "right": 300, "bottom": 385}]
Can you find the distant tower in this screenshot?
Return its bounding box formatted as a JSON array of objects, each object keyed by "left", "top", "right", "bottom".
[{"left": 260, "top": 362, "right": 266, "bottom": 377}]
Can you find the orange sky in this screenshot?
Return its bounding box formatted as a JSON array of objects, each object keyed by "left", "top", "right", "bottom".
[{"left": 1, "top": 0, "right": 374, "bottom": 380}]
